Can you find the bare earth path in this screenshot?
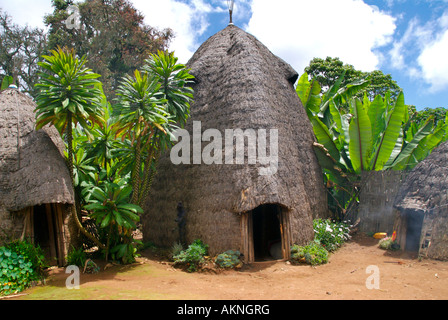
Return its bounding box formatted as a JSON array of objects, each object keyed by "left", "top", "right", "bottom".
[{"left": 9, "top": 234, "right": 448, "bottom": 300}]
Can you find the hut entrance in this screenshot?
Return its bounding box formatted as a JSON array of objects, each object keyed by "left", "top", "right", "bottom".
[
  {"left": 404, "top": 212, "right": 424, "bottom": 252},
  {"left": 241, "top": 204, "right": 291, "bottom": 263},
  {"left": 26, "top": 204, "right": 65, "bottom": 266}
]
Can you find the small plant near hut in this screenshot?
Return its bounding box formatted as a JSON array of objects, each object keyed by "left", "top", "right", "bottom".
[
  {"left": 313, "top": 219, "right": 351, "bottom": 252},
  {"left": 84, "top": 181, "right": 143, "bottom": 264},
  {"left": 66, "top": 246, "right": 87, "bottom": 268},
  {"left": 290, "top": 219, "right": 352, "bottom": 266},
  {"left": 173, "top": 239, "right": 209, "bottom": 273},
  {"left": 0, "top": 240, "right": 48, "bottom": 296},
  {"left": 378, "top": 234, "right": 400, "bottom": 251},
  {"left": 215, "top": 250, "right": 243, "bottom": 269},
  {"left": 290, "top": 242, "right": 329, "bottom": 266},
  {"left": 169, "top": 242, "right": 184, "bottom": 260}
]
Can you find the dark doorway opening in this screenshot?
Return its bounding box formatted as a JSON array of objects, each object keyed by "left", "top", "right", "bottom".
[
  {"left": 405, "top": 212, "right": 424, "bottom": 252},
  {"left": 252, "top": 204, "right": 282, "bottom": 261},
  {"left": 33, "top": 204, "right": 60, "bottom": 266}
]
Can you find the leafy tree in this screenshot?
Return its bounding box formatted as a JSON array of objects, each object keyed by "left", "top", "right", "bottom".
[
  {"left": 412, "top": 107, "right": 448, "bottom": 128},
  {"left": 113, "top": 51, "right": 194, "bottom": 207},
  {"left": 34, "top": 47, "right": 106, "bottom": 249},
  {"left": 297, "top": 71, "right": 447, "bottom": 218},
  {"left": 305, "top": 57, "right": 402, "bottom": 103},
  {"left": 44, "top": 0, "right": 174, "bottom": 100},
  {"left": 0, "top": 10, "right": 48, "bottom": 97},
  {"left": 84, "top": 181, "right": 142, "bottom": 263}
]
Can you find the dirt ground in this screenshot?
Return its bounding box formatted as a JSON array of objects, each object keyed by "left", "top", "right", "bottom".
[{"left": 7, "top": 233, "right": 448, "bottom": 300}]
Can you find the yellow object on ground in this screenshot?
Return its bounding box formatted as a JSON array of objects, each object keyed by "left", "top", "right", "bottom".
[{"left": 374, "top": 232, "right": 388, "bottom": 239}]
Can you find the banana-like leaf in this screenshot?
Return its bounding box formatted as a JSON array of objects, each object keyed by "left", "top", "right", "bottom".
[
  {"left": 444, "top": 112, "right": 448, "bottom": 141},
  {"left": 387, "top": 119, "right": 433, "bottom": 170},
  {"left": 370, "top": 92, "right": 405, "bottom": 170},
  {"left": 420, "top": 122, "right": 446, "bottom": 153},
  {"left": 312, "top": 143, "right": 351, "bottom": 187},
  {"left": 332, "top": 75, "right": 370, "bottom": 107},
  {"left": 296, "top": 73, "right": 321, "bottom": 117},
  {"left": 319, "top": 70, "right": 347, "bottom": 115},
  {"left": 367, "top": 95, "right": 386, "bottom": 143},
  {"left": 383, "top": 129, "right": 404, "bottom": 169},
  {"left": 310, "top": 116, "right": 341, "bottom": 161},
  {"left": 349, "top": 98, "right": 373, "bottom": 173}
]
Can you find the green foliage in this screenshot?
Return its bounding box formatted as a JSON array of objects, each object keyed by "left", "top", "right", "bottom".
[
  {"left": 85, "top": 182, "right": 142, "bottom": 231},
  {"left": 34, "top": 46, "right": 103, "bottom": 135},
  {"left": 290, "top": 219, "right": 351, "bottom": 266},
  {"left": 173, "top": 240, "right": 209, "bottom": 273},
  {"left": 110, "top": 242, "right": 140, "bottom": 265},
  {"left": 169, "top": 242, "right": 184, "bottom": 260},
  {"left": 1, "top": 75, "right": 14, "bottom": 90},
  {"left": 215, "top": 250, "right": 242, "bottom": 269},
  {"left": 0, "top": 240, "right": 48, "bottom": 296},
  {"left": 0, "top": 10, "right": 47, "bottom": 97},
  {"left": 378, "top": 237, "right": 400, "bottom": 251},
  {"left": 113, "top": 50, "right": 194, "bottom": 207},
  {"left": 44, "top": 0, "right": 173, "bottom": 100},
  {"left": 4, "top": 239, "right": 48, "bottom": 279},
  {"left": 290, "top": 242, "right": 329, "bottom": 266},
  {"left": 65, "top": 246, "right": 87, "bottom": 268},
  {"left": 412, "top": 107, "right": 447, "bottom": 128},
  {"left": 84, "top": 180, "right": 142, "bottom": 263},
  {"left": 313, "top": 219, "right": 351, "bottom": 252},
  {"left": 297, "top": 70, "right": 447, "bottom": 218},
  {"left": 305, "top": 57, "right": 402, "bottom": 103}
]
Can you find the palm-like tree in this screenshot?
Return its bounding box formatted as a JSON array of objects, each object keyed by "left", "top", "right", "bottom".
[
  {"left": 113, "top": 51, "right": 194, "bottom": 207},
  {"left": 34, "top": 47, "right": 106, "bottom": 249},
  {"left": 113, "top": 69, "right": 168, "bottom": 205}
]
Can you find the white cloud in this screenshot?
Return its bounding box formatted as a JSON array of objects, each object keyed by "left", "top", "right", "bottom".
[
  {"left": 132, "top": 0, "right": 196, "bottom": 63},
  {"left": 132, "top": 0, "right": 226, "bottom": 64},
  {"left": 1, "top": 0, "right": 53, "bottom": 29},
  {"left": 389, "top": 10, "right": 448, "bottom": 92},
  {"left": 245, "top": 0, "right": 396, "bottom": 74},
  {"left": 418, "top": 29, "right": 448, "bottom": 92}
]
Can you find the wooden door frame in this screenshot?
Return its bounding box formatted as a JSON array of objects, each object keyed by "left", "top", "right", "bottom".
[
  {"left": 241, "top": 205, "right": 291, "bottom": 263},
  {"left": 22, "top": 204, "right": 66, "bottom": 266}
]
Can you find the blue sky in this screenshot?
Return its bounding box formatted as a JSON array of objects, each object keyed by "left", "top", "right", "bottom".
[{"left": 2, "top": 0, "right": 448, "bottom": 111}]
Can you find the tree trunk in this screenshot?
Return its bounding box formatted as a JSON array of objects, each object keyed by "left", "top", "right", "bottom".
[
  {"left": 131, "top": 136, "right": 142, "bottom": 205},
  {"left": 67, "top": 112, "right": 106, "bottom": 250}
]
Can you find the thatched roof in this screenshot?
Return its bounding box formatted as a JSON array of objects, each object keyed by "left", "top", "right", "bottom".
[
  {"left": 0, "top": 89, "right": 74, "bottom": 212},
  {"left": 394, "top": 141, "right": 448, "bottom": 214},
  {"left": 143, "top": 25, "right": 327, "bottom": 251}
]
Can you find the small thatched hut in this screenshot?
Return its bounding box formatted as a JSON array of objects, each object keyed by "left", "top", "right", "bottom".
[
  {"left": 142, "top": 25, "right": 328, "bottom": 262},
  {"left": 393, "top": 141, "right": 448, "bottom": 260},
  {"left": 0, "top": 88, "right": 77, "bottom": 266}
]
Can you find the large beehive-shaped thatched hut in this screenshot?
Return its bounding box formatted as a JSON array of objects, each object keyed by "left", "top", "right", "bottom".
[
  {"left": 393, "top": 141, "right": 448, "bottom": 260},
  {"left": 0, "top": 89, "right": 77, "bottom": 266},
  {"left": 142, "top": 25, "right": 328, "bottom": 262}
]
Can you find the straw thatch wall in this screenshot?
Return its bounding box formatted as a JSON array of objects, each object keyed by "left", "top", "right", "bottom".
[
  {"left": 393, "top": 142, "right": 448, "bottom": 260},
  {"left": 142, "top": 25, "right": 328, "bottom": 260},
  {"left": 0, "top": 89, "right": 77, "bottom": 264},
  {"left": 357, "top": 170, "right": 406, "bottom": 234}
]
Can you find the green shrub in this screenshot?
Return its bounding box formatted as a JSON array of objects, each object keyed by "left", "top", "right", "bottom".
[
  {"left": 378, "top": 237, "right": 400, "bottom": 251},
  {"left": 4, "top": 239, "right": 48, "bottom": 279},
  {"left": 0, "top": 240, "right": 48, "bottom": 296},
  {"left": 66, "top": 246, "right": 87, "bottom": 268},
  {"left": 215, "top": 250, "right": 242, "bottom": 269},
  {"left": 173, "top": 239, "right": 208, "bottom": 272},
  {"left": 169, "top": 242, "right": 184, "bottom": 260},
  {"left": 290, "top": 242, "right": 328, "bottom": 266},
  {"left": 313, "top": 219, "right": 351, "bottom": 252}
]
